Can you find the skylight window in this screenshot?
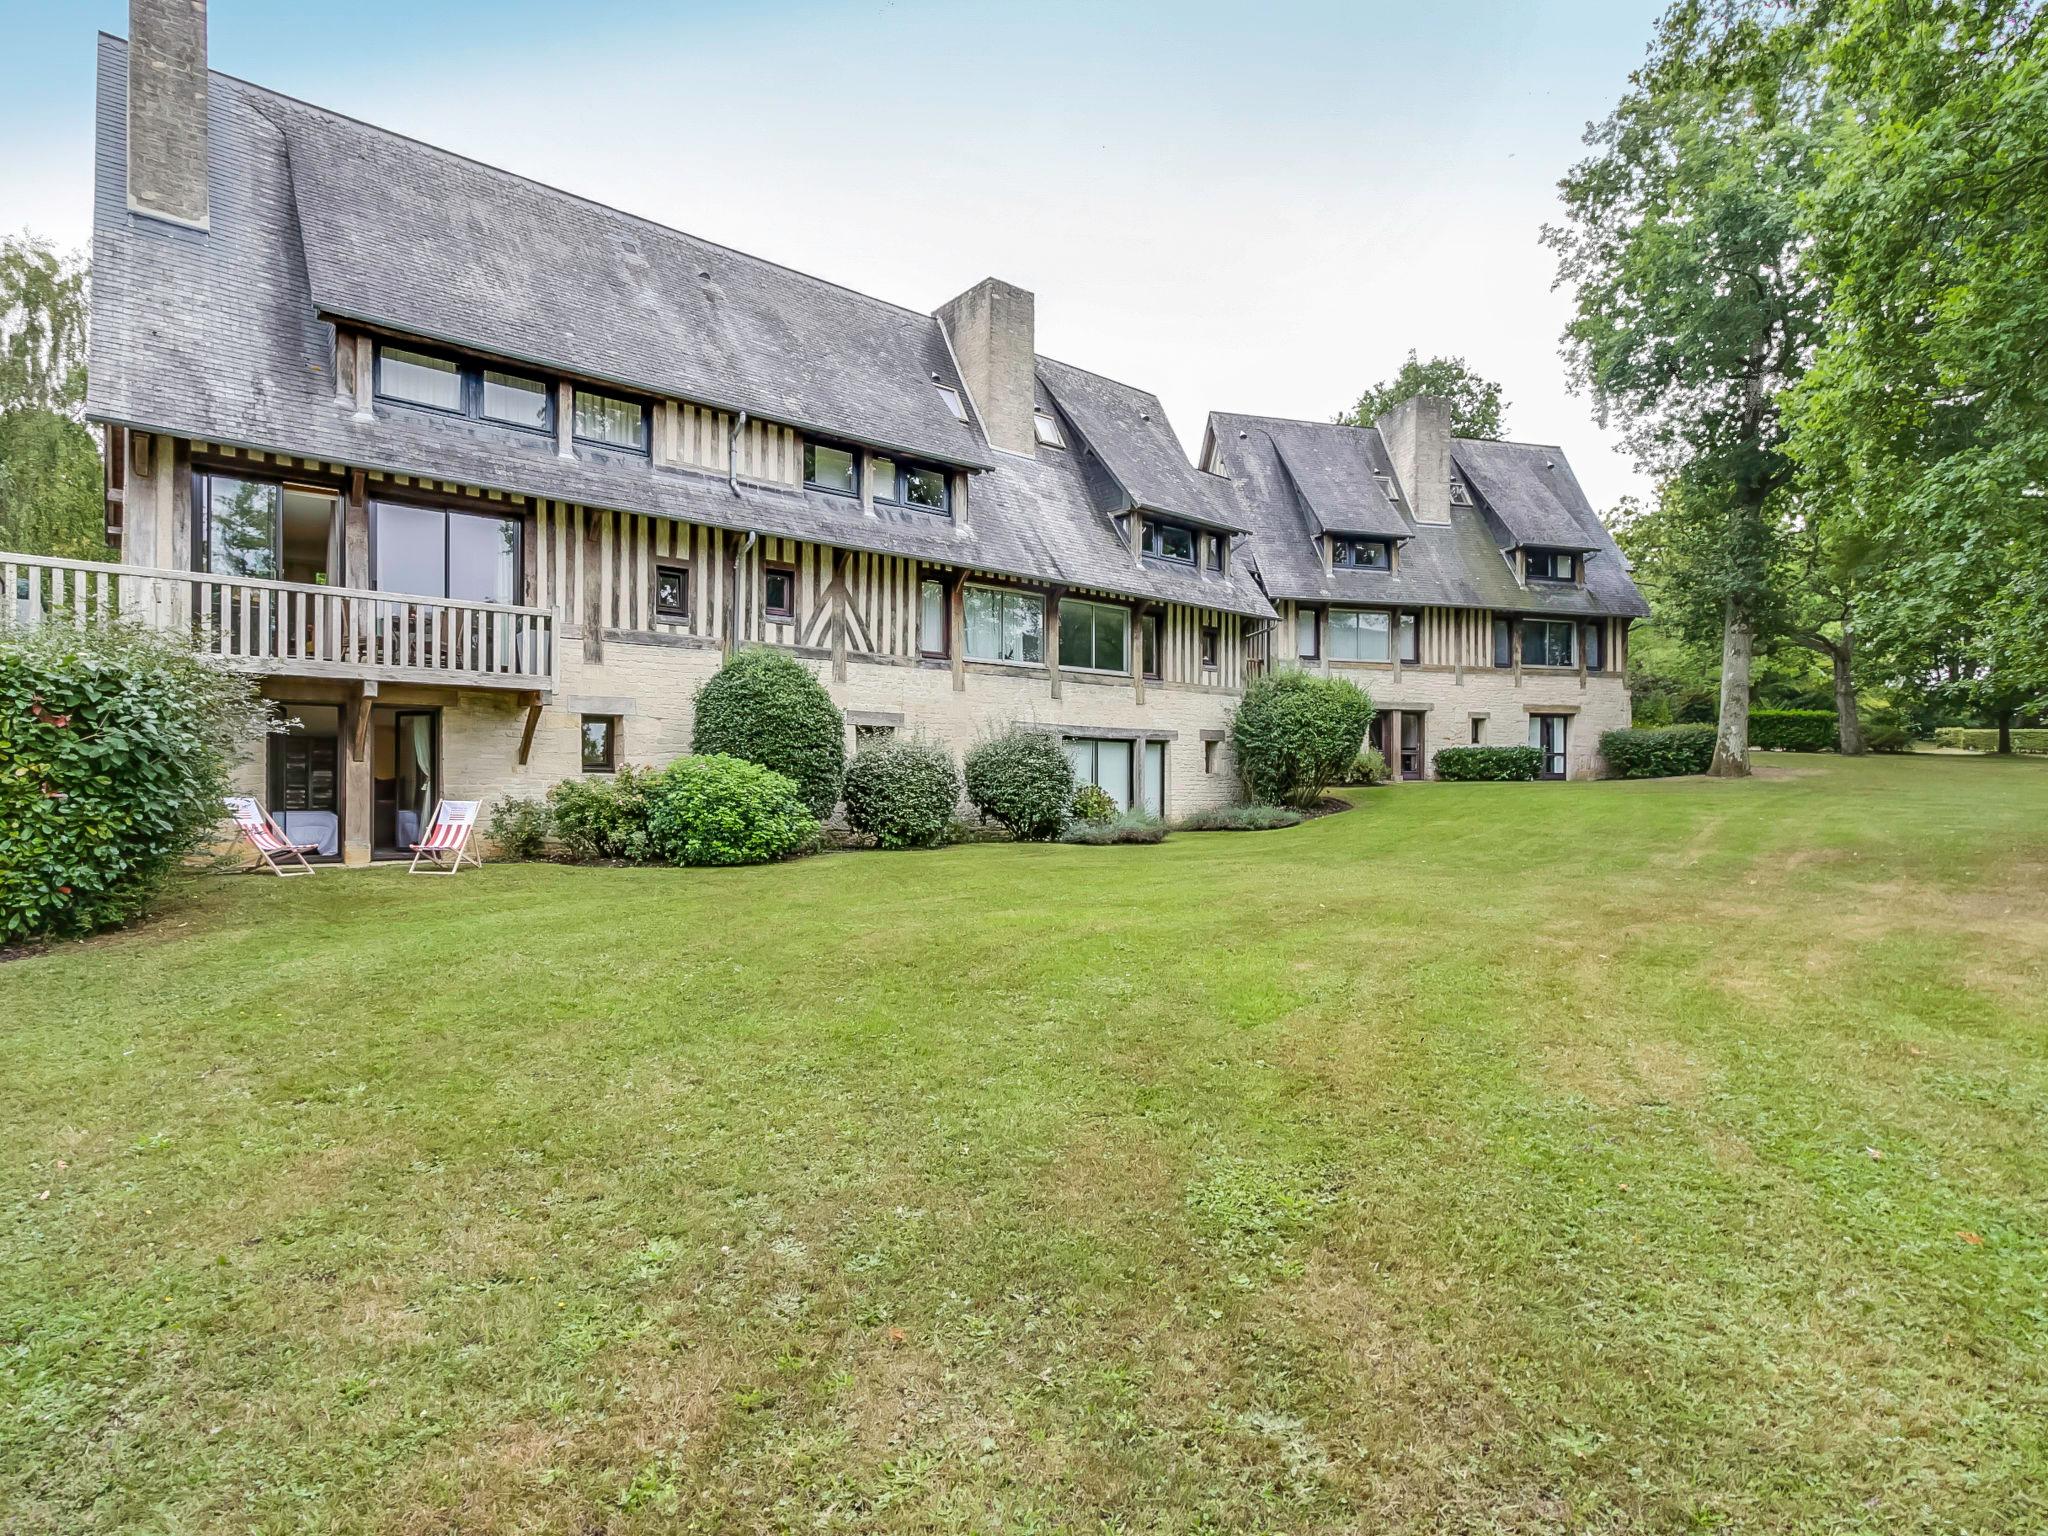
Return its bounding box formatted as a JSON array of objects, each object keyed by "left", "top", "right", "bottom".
[
  {"left": 1375, "top": 473, "right": 1399, "bottom": 501},
  {"left": 1449, "top": 479, "right": 1473, "bottom": 506},
  {"left": 1032, "top": 410, "right": 1065, "bottom": 449},
  {"left": 934, "top": 383, "right": 968, "bottom": 422}
]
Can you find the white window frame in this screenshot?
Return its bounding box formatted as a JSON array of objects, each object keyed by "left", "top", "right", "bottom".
[{"left": 1032, "top": 410, "right": 1065, "bottom": 449}]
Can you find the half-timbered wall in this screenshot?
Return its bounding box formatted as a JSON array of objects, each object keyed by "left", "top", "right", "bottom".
[{"left": 656, "top": 402, "right": 803, "bottom": 488}]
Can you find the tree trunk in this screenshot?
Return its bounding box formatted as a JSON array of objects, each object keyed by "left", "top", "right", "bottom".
[
  {"left": 1831, "top": 639, "right": 1865, "bottom": 755},
  {"left": 1709, "top": 593, "right": 1753, "bottom": 777},
  {"left": 1998, "top": 709, "right": 2014, "bottom": 755}
]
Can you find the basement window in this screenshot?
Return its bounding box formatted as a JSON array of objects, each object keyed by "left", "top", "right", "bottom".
[
  {"left": 580, "top": 716, "right": 617, "bottom": 773},
  {"left": 1033, "top": 410, "right": 1066, "bottom": 449},
  {"left": 934, "top": 383, "right": 968, "bottom": 421}
]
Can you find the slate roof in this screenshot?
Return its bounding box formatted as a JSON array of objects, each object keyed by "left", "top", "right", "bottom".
[
  {"left": 83, "top": 37, "right": 1272, "bottom": 621},
  {"left": 1206, "top": 413, "right": 1650, "bottom": 619},
  {"left": 1035, "top": 358, "right": 1247, "bottom": 532},
  {"left": 1233, "top": 416, "right": 1410, "bottom": 539}
]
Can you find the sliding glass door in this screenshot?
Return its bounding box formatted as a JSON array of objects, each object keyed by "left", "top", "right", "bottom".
[
  {"left": 266, "top": 704, "right": 341, "bottom": 859},
  {"left": 372, "top": 708, "right": 439, "bottom": 855}
]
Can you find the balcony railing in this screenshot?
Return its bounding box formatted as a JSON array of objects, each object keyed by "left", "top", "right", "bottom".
[{"left": 2, "top": 552, "right": 555, "bottom": 690}]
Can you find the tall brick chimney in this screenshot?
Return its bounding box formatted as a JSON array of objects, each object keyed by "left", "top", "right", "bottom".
[
  {"left": 936, "top": 277, "right": 1036, "bottom": 456},
  {"left": 1376, "top": 394, "right": 1452, "bottom": 525},
  {"left": 128, "top": 0, "right": 210, "bottom": 230}
]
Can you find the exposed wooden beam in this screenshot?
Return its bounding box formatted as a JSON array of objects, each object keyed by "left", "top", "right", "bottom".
[
  {"left": 516, "top": 691, "right": 543, "bottom": 765},
  {"left": 350, "top": 680, "right": 378, "bottom": 762}
]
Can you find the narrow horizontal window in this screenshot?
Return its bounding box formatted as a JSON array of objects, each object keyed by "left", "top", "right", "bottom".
[
  {"left": 377, "top": 347, "right": 463, "bottom": 413},
  {"left": 805, "top": 441, "right": 859, "bottom": 496},
  {"left": 481, "top": 369, "right": 550, "bottom": 430},
  {"left": 574, "top": 390, "right": 648, "bottom": 453}
]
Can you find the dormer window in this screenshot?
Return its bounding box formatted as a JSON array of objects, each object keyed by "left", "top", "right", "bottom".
[
  {"left": 1525, "top": 548, "right": 1578, "bottom": 583},
  {"left": 804, "top": 441, "right": 860, "bottom": 497},
  {"left": 1140, "top": 519, "right": 1197, "bottom": 565},
  {"left": 573, "top": 388, "right": 650, "bottom": 454},
  {"left": 1033, "top": 410, "right": 1065, "bottom": 449},
  {"left": 1449, "top": 479, "right": 1473, "bottom": 507},
  {"left": 1331, "top": 536, "right": 1390, "bottom": 571},
  {"left": 933, "top": 383, "right": 968, "bottom": 422},
  {"left": 871, "top": 456, "right": 951, "bottom": 514},
  {"left": 373, "top": 342, "right": 554, "bottom": 436}
]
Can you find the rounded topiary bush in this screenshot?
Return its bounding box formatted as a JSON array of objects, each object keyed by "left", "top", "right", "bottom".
[
  {"left": 690, "top": 648, "right": 845, "bottom": 818},
  {"left": 644, "top": 754, "right": 819, "bottom": 867},
  {"left": 1230, "top": 671, "right": 1377, "bottom": 808},
  {"left": 2, "top": 623, "right": 264, "bottom": 941},
  {"left": 963, "top": 729, "right": 1075, "bottom": 841},
  {"left": 1071, "top": 785, "right": 1116, "bottom": 825},
  {"left": 841, "top": 738, "right": 960, "bottom": 850}
]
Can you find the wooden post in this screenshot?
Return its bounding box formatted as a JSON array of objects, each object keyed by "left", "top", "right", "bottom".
[
  {"left": 1046, "top": 587, "right": 1064, "bottom": 701},
  {"left": 1131, "top": 602, "right": 1149, "bottom": 706},
  {"left": 1512, "top": 619, "right": 1523, "bottom": 686},
  {"left": 583, "top": 513, "right": 605, "bottom": 664},
  {"left": 352, "top": 335, "right": 374, "bottom": 423},
  {"left": 344, "top": 471, "right": 369, "bottom": 588},
  {"left": 949, "top": 577, "right": 966, "bottom": 693},
  {"left": 831, "top": 548, "right": 849, "bottom": 683},
  {"left": 556, "top": 381, "right": 575, "bottom": 459}
]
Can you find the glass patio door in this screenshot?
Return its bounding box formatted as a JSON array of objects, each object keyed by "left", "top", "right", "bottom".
[
  {"left": 266, "top": 704, "right": 341, "bottom": 858},
  {"left": 1141, "top": 741, "right": 1165, "bottom": 817},
  {"left": 373, "top": 709, "right": 439, "bottom": 855},
  {"left": 1529, "top": 714, "right": 1568, "bottom": 780}
]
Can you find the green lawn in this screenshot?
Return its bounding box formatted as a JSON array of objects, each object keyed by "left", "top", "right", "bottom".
[{"left": 4, "top": 755, "right": 2045, "bottom": 1533}]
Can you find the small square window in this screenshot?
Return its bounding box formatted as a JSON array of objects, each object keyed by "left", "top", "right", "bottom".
[
  {"left": 764, "top": 565, "right": 796, "bottom": 620},
  {"left": 903, "top": 465, "right": 949, "bottom": 511},
  {"left": 934, "top": 383, "right": 968, "bottom": 421},
  {"left": 1200, "top": 625, "right": 1219, "bottom": 670},
  {"left": 654, "top": 562, "right": 689, "bottom": 621},
  {"left": 805, "top": 442, "right": 858, "bottom": 496},
  {"left": 1033, "top": 410, "right": 1065, "bottom": 449},
  {"left": 581, "top": 715, "right": 617, "bottom": 773}
]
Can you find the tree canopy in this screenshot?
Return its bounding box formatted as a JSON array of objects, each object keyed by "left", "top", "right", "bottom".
[
  {"left": 1340, "top": 351, "right": 1507, "bottom": 440},
  {"left": 0, "top": 234, "right": 101, "bottom": 559}
]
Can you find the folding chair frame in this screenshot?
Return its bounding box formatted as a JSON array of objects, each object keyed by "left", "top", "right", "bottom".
[
  {"left": 407, "top": 801, "right": 484, "bottom": 875},
  {"left": 223, "top": 796, "right": 321, "bottom": 877}
]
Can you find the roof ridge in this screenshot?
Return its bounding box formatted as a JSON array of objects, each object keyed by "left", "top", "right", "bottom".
[
  {"left": 1035, "top": 354, "right": 1168, "bottom": 406},
  {"left": 161, "top": 39, "right": 947, "bottom": 329}
]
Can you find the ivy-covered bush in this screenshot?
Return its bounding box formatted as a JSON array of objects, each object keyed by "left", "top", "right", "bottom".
[
  {"left": 546, "top": 765, "right": 656, "bottom": 862},
  {"left": 1059, "top": 810, "right": 1167, "bottom": 845},
  {"left": 690, "top": 648, "right": 845, "bottom": 818},
  {"left": 1750, "top": 708, "right": 1838, "bottom": 752},
  {"left": 2, "top": 623, "right": 264, "bottom": 942},
  {"left": 644, "top": 754, "right": 819, "bottom": 867},
  {"left": 963, "top": 729, "right": 1074, "bottom": 841},
  {"left": 841, "top": 737, "right": 960, "bottom": 850},
  {"left": 1071, "top": 785, "right": 1116, "bottom": 824},
  {"left": 1599, "top": 723, "right": 1716, "bottom": 778},
  {"left": 1231, "top": 672, "right": 1376, "bottom": 808},
  {"left": 487, "top": 795, "right": 550, "bottom": 859},
  {"left": 1174, "top": 803, "right": 1304, "bottom": 832},
  {"left": 1434, "top": 745, "right": 1543, "bottom": 781}
]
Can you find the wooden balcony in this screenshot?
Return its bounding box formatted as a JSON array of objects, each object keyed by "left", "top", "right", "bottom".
[{"left": 2, "top": 552, "right": 555, "bottom": 691}]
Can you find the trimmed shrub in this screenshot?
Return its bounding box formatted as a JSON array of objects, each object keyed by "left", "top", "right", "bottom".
[
  {"left": 546, "top": 765, "right": 656, "bottom": 862},
  {"left": 963, "top": 729, "right": 1075, "bottom": 841},
  {"left": 1434, "top": 745, "right": 1542, "bottom": 782},
  {"left": 1862, "top": 718, "right": 1913, "bottom": 754},
  {"left": 1749, "top": 708, "right": 1837, "bottom": 752},
  {"left": 1931, "top": 727, "right": 2048, "bottom": 754},
  {"left": 1174, "top": 803, "right": 1304, "bottom": 832},
  {"left": 487, "top": 795, "right": 550, "bottom": 859},
  {"left": 1344, "top": 747, "right": 1389, "bottom": 786},
  {"left": 1231, "top": 672, "right": 1377, "bottom": 808},
  {"left": 690, "top": 648, "right": 845, "bottom": 817},
  {"left": 1071, "top": 785, "right": 1116, "bottom": 824},
  {"left": 1059, "top": 810, "right": 1167, "bottom": 845},
  {"left": 2, "top": 623, "right": 264, "bottom": 941},
  {"left": 644, "top": 754, "right": 819, "bottom": 867},
  {"left": 841, "top": 738, "right": 960, "bottom": 850},
  {"left": 1599, "top": 723, "right": 1716, "bottom": 779}
]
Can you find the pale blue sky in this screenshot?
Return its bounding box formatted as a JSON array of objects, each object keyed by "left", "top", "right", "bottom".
[{"left": 0, "top": 1, "right": 1663, "bottom": 506}]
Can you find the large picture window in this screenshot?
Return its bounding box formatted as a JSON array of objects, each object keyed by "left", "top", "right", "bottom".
[
  {"left": 1058, "top": 598, "right": 1130, "bottom": 672},
  {"left": 1065, "top": 737, "right": 1135, "bottom": 813},
  {"left": 964, "top": 585, "right": 1043, "bottom": 664},
  {"left": 1328, "top": 608, "right": 1391, "bottom": 662},
  {"left": 1522, "top": 618, "right": 1576, "bottom": 667},
  {"left": 371, "top": 500, "right": 522, "bottom": 604}
]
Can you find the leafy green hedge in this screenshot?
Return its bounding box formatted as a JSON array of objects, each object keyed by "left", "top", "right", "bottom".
[
  {"left": 546, "top": 765, "right": 658, "bottom": 862},
  {"left": 1433, "top": 745, "right": 1542, "bottom": 781},
  {"left": 1932, "top": 727, "right": 2048, "bottom": 754},
  {"left": 1600, "top": 723, "right": 1716, "bottom": 778},
  {"left": 841, "top": 738, "right": 960, "bottom": 849},
  {"left": 645, "top": 755, "right": 819, "bottom": 866},
  {"left": 1750, "top": 708, "right": 1837, "bottom": 752},
  {"left": 1231, "top": 672, "right": 1377, "bottom": 808},
  {"left": 690, "top": 648, "right": 845, "bottom": 817},
  {"left": 2, "top": 623, "right": 263, "bottom": 941},
  {"left": 963, "top": 729, "right": 1075, "bottom": 841}
]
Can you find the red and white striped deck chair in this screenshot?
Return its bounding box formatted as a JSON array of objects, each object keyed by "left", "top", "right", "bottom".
[
  {"left": 224, "top": 795, "right": 319, "bottom": 877},
  {"left": 407, "top": 799, "right": 482, "bottom": 875}
]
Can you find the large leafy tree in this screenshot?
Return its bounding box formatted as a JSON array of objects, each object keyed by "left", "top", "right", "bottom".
[
  {"left": 1784, "top": 0, "right": 2048, "bottom": 719},
  {"left": 1340, "top": 350, "right": 1508, "bottom": 440},
  {"left": 1545, "top": 3, "right": 1828, "bottom": 776},
  {"left": 0, "top": 234, "right": 101, "bottom": 559}
]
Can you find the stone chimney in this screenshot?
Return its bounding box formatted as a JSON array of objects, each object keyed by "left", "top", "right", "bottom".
[
  {"left": 1376, "top": 394, "right": 1452, "bottom": 525},
  {"left": 936, "top": 277, "right": 1036, "bottom": 456},
  {"left": 128, "top": 0, "right": 210, "bottom": 230}
]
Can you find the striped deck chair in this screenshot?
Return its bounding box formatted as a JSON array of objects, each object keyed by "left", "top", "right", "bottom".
[
  {"left": 224, "top": 795, "right": 319, "bottom": 877},
  {"left": 407, "top": 800, "right": 482, "bottom": 875}
]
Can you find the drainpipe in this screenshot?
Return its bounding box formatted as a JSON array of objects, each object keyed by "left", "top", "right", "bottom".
[
  {"left": 728, "top": 409, "right": 749, "bottom": 495},
  {"left": 725, "top": 526, "right": 758, "bottom": 658}
]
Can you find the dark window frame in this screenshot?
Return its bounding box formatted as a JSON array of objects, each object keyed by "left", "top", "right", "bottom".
[
  {"left": 803, "top": 439, "right": 862, "bottom": 498},
  {"left": 1398, "top": 610, "right": 1420, "bottom": 665},
  {"left": 373, "top": 341, "right": 555, "bottom": 438},
  {"left": 580, "top": 714, "right": 618, "bottom": 774},
  {"left": 1200, "top": 623, "right": 1220, "bottom": 670},
  {"left": 572, "top": 387, "right": 652, "bottom": 456},
  {"left": 918, "top": 575, "right": 950, "bottom": 658},
  {"left": 366, "top": 494, "right": 526, "bottom": 604},
  {"left": 1140, "top": 518, "right": 1199, "bottom": 567},
  {"left": 1139, "top": 611, "right": 1163, "bottom": 680},
  {"left": 1525, "top": 548, "right": 1578, "bottom": 583},
  {"left": 653, "top": 561, "right": 690, "bottom": 621},
  {"left": 1059, "top": 595, "right": 1134, "bottom": 674},
  {"left": 763, "top": 563, "right": 797, "bottom": 621},
  {"left": 1523, "top": 617, "right": 1577, "bottom": 668},
  {"left": 1330, "top": 536, "right": 1391, "bottom": 571},
  {"left": 870, "top": 456, "right": 952, "bottom": 514}
]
